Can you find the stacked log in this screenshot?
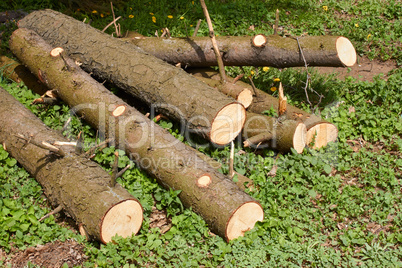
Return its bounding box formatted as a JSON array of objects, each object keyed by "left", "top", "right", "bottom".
[
  {"left": 18, "top": 9, "right": 246, "bottom": 146},
  {"left": 10, "top": 28, "right": 264, "bottom": 241},
  {"left": 189, "top": 69, "right": 338, "bottom": 149},
  {"left": 0, "top": 86, "right": 143, "bottom": 244},
  {"left": 124, "top": 34, "right": 357, "bottom": 68}
]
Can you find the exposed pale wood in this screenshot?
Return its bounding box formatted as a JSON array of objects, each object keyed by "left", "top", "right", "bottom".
[
  {"left": 50, "top": 47, "right": 64, "bottom": 57},
  {"left": 226, "top": 202, "right": 264, "bottom": 241},
  {"left": 210, "top": 103, "right": 246, "bottom": 145},
  {"left": 293, "top": 122, "right": 307, "bottom": 153},
  {"left": 278, "top": 82, "right": 287, "bottom": 116},
  {"left": 101, "top": 200, "right": 143, "bottom": 243},
  {"left": 306, "top": 122, "right": 338, "bottom": 149},
  {"left": 112, "top": 105, "right": 126, "bottom": 117},
  {"left": 197, "top": 175, "right": 212, "bottom": 187},
  {"left": 336, "top": 37, "right": 357, "bottom": 67},
  {"left": 252, "top": 34, "right": 267, "bottom": 47}
]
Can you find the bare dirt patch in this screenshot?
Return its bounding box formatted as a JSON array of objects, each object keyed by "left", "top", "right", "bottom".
[
  {"left": 10, "top": 240, "right": 88, "bottom": 268},
  {"left": 312, "top": 56, "right": 398, "bottom": 81}
]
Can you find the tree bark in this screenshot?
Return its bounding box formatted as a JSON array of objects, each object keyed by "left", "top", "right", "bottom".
[
  {"left": 123, "top": 34, "right": 356, "bottom": 68},
  {"left": 243, "top": 112, "right": 306, "bottom": 153},
  {"left": 18, "top": 9, "right": 246, "bottom": 146},
  {"left": 0, "top": 55, "right": 48, "bottom": 95},
  {"left": 190, "top": 69, "right": 338, "bottom": 149},
  {"left": 10, "top": 28, "right": 264, "bottom": 241},
  {"left": 0, "top": 86, "right": 143, "bottom": 244}
]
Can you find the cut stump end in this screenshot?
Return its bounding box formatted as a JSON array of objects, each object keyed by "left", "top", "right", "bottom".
[
  {"left": 210, "top": 103, "right": 246, "bottom": 146},
  {"left": 50, "top": 47, "right": 64, "bottom": 57},
  {"left": 112, "top": 105, "right": 126, "bottom": 117},
  {"left": 252, "top": 34, "right": 267, "bottom": 47},
  {"left": 293, "top": 123, "right": 307, "bottom": 154},
  {"left": 197, "top": 175, "right": 212, "bottom": 187},
  {"left": 101, "top": 199, "right": 143, "bottom": 243},
  {"left": 306, "top": 123, "right": 338, "bottom": 149},
  {"left": 237, "top": 89, "right": 253, "bottom": 109},
  {"left": 226, "top": 202, "right": 264, "bottom": 241},
  {"left": 336, "top": 37, "right": 357, "bottom": 67}
]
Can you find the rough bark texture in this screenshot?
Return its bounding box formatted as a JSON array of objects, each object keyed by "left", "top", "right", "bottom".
[
  {"left": 0, "top": 55, "right": 48, "bottom": 95},
  {"left": 10, "top": 28, "right": 263, "bottom": 241},
  {"left": 0, "top": 86, "right": 143, "bottom": 244},
  {"left": 244, "top": 112, "right": 306, "bottom": 153},
  {"left": 124, "top": 35, "right": 356, "bottom": 67},
  {"left": 190, "top": 69, "right": 338, "bottom": 149},
  {"left": 18, "top": 9, "right": 245, "bottom": 146}
]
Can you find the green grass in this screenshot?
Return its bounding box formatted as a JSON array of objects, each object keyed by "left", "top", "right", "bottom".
[{"left": 0, "top": 0, "right": 401, "bottom": 267}]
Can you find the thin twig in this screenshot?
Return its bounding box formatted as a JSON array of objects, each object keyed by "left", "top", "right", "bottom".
[
  {"left": 229, "top": 141, "right": 234, "bottom": 179},
  {"left": 295, "top": 37, "right": 324, "bottom": 112},
  {"left": 15, "top": 134, "right": 65, "bottom": 157},
  {"left": 39, "top": 205, "right": 62, "bottom": 222},
  {"left": 295, "top": 37, "right": 312, "bottom": 108},
  {"left": 102, "top": 16, "right": 121, "bottom": 33},
  {"left": 274, "top": 9, "right": 279, "bottom": 35},
  {"left": 109, "top": 151, "right": 119, "bottom": 187},
  {"left": 115, "top": 164, "right": 131, "bottom": 179},
  {"left": 199, "top": 0, "right": 226, "bottom": 83},
  {"left": 84, "top": 138, "right": 112, "bottom": 158},
  {"left": 192, "top": 19, "right": 202, "bottom": 37},
  {"left": 247, "top": 76, "right": 258, "bottom": 97}
]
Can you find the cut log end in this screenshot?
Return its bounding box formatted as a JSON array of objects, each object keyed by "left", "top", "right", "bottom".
[
  {"left": 252, "top": 34, "right": 267, "bottom": 47},
  {"left": 293, "top": 123, "right": 307, "bottom": 154},
  {"left": 226, "top": 202, "right": 264, "bottom": 241},
  {"left": 100, "top": 199, "right": 143, "bottom": 243},
  {"left": 306, "top": 122, "right": 338, "bottom": 149},
  {"left": 210, "top": 103, "right": 246, "bottom": 145},
  {"left": 50, "top": 47, "right": 64, "bottom": 57},
  {"left": 237, "top": 89, "right": 253, "bottom": 109},
  {"left": 197, "top": 174, "right": 212, "bottom": 188},
  {"left": 112, "top": 105, "right": 126, "bottom": 117},
  {"left": 336, "top": 37, "right": 357, "bottom": 67}
]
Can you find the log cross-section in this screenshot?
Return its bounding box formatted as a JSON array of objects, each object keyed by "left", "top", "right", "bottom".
[{"left": 10, "top": 27, "right": 264, "bottom": 241}]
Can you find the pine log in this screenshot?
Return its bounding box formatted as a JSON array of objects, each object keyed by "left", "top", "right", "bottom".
[
  {"left": 0, "top": 55, "right": 48, "bottom": 95},
  {"left": 123, "top": 34, "right": 356, "bottom": 68},
  {"left": 190, "top": 69, "right": 338, "bottom": 149},
  {"left": 10, "top": 28, "right": 264, "bottom": 241},
  {"left": 18, "top": 9, "right": 246, "bottom": 146},
  {"left": 243, "top": 112, "right": 306, "bottom": 153},
  {"left": 0, "top": 86, "right": 143, "bottom": 244}
]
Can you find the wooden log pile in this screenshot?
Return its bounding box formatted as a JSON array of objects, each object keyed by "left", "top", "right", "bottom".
[{"left": 1, "top": 8, "right": 357, "bottom": 243}]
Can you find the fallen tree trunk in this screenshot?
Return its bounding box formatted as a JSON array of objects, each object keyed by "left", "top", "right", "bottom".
[
  {"left": 18, "top": 9, "right": 246, "bottom": 146},
  {"left": 0, "top": 55, "right": 48, "bottom": 95},
  {"left": 10, "top": 28, "right": 264, "bottom": 241},
  {"left": 0, "top": 87, "right": 143, "bottom": 244},
  {"left": 190, "top": 69, "right": 338, "bottom": 149},
  {"left": 123, "top": 34, "right": 356, "bottom": 68}
]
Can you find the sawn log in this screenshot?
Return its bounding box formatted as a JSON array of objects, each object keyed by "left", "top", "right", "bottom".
[
  {"left": 123, "top": 34, "right": 357, "bottom": 68},
  {"left": 18, "top": 9, "right": 246, "bottom": 146},
  {"left": 10, "top": 28, "right": 264, "bottom": 241},
  {"left": 0, "top": 87, "right": 143, "bottom": 244},
  {"left": 190, "top": 69, "right": 338, "bottom": 149}
]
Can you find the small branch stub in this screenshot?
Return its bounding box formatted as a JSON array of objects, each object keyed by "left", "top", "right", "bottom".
[
  {"left": 278, "top": 82, "right": 287, "bottom": 116},
  {"left": 50, "top": 47, "right": 64, "bottom": 57},
  {"left": 112, "top": 105, "right": 126, "bottom": 117},
  {"left": 252, "top": 34, "right": 267, "bottom": 48},
  {"left": 197, "top": 174, "right": 212, "bottom": 188}
]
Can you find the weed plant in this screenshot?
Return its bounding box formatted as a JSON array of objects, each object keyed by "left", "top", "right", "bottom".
[{"left": 0, "top": 0, "right": 401, "bottom": 267}]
